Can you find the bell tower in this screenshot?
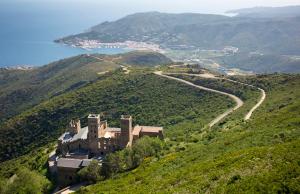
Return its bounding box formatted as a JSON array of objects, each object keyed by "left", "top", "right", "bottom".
[
  {"left": 68, "top": 119, "right": 81, "bottom": 135},
  {"left": 120, "top": 115, "right": 133, "bottom": 147},
  {"left": 87, "top": 114, "right": 100, "bottom": 153}
]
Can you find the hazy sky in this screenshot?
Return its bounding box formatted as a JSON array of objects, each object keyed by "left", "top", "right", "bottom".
[
  {"left": 2, "top": 0, "right": 300, "bottom": 15},
  {"left": 1, "top": 0, "right": 299, "bottom": 26}
]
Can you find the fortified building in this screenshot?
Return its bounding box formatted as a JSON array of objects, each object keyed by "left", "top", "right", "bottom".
[{"left": 54, "top": 114, "right": 163, "bottom": 186}]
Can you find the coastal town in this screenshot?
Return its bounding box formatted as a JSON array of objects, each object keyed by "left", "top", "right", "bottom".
[{"left": 60, "top": 38, "right": 165, "bottom": 53}]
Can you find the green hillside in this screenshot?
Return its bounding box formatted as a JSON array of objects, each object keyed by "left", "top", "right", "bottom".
[
  {"left": 0, "top": 69, "right": 233, "bottom": 162},
  {"left": 0, "top": 58, "right": 299, "bottom": 193},
  {"left": 117, "top": 51, "right": 172, "bottom": 66},
  {"left": 76, "top": 74, "right": 300, "bottom": 193},
  {"left": 57, "top": 12, "right": 300, "bottom": 55},
  {"left": 0, "top": 51, "right": 171, "bottom": 124},
  {"left": 0, "top": 55, "right": 114, "bottom": 123},
  {"left": 171, "top": 74, "right": 261, "bottom": 121},
  {"left": 216, "top": 52, "right": 300, "bottom": 73}
]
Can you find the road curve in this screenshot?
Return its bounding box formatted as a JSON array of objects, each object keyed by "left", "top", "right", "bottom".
[
  {"left": 162, "top": 72, "right": 266, "bottom": 121},
  {"left": 222, "top": 78, "right": 266, "bottom": 120},
  {"left": 154, "top": 71, "right": 244, "bottom": 127}
]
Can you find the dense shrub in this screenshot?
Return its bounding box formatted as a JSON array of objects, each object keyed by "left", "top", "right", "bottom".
[
  {"left": 77, "top": 160, "right": 103, "bottom": 184},
  {"left": 102, "top": 137, "right": 164, "bottom": 177},
  {"left": 0, "top": 168, "right": 51, "bottom": 194}
]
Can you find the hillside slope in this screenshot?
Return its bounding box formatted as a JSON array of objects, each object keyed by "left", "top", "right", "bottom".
[
  {"left": 78, "top": 74, "right": 300, "bottom": 193},
  {"left": 57, "top": 12, "right": 300, "bottom": 55},
  {"left": 0, "top": 51, "right": 171, "bottom": 124},
  {"left": 0, "top": 69, "right": 233, "bottom": 162},
  {"left": 228, "top": 5, "right": 300, "bottom": 18}
]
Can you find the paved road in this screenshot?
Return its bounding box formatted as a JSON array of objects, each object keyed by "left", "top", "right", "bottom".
[{"left": 154, "top": 71, "right": 244, "bottom": 127}]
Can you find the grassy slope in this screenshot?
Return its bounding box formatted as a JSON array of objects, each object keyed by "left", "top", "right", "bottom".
[
  {"left": 0, "top": 54, "right": 119, "bottom": 123},
  {"left": 0, "top": 69, "right": 233, "bottom": 163},
  {"left": 78, "top": 74, "right": 300, "bottom": 193},
  {"left": 215, "top": 53, "right": 300, "bottom": 73},
  {"left": 172, "top": 74, "right": 261, "bottom": 122},
  {"left": 0, "top": 51, "right": 170, "bottom": 124}
]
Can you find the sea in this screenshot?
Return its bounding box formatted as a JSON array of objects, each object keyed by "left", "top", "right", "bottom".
[
  {"left": 0, "top": 1, "right": 237, "bottom": 68},
  {"left": 0, "top": 1, "right": 130, "bottom": 67}
]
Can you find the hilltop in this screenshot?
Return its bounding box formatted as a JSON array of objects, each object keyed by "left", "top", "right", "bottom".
[
  {"left": 55, "top": 9, "right": 300, "bottom": 74},
  {"left": 228, "top": 5, "right": 300, "bottom": 18},
  {"left": 0, "top": 51, "right": 171, "bottom": 124},
  {"left": 57, "top": 11, "right": 300, "bottom": 56}
]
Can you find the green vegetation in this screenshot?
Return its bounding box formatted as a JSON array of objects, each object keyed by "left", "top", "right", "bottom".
[
  {"left": 0, "top": 168, "right": 51, "bottom": 194},
  {"left": 0, "top": 69, "right": 232, "bottom": 162},
  {"left": 1, "top": 52, "right": 299, "bottom": 193},
  {"left": 172, "top": 74, "right": 261, "bottom": 121},
  {"left": 102, "top": 136, "right": 164, "bottom": 178},
  {"left": 77, "top": 137, "right": 164, "bottom": 186},
  {"left": 0, "top": 144, "right": 54, "bottom": 179},
  {"left": 117, "top": 51, "right": 172, "bottom": 66},
  {"left": 215, "top": 52, "right": 300, "bottom": 73},
  {"left": 0, "top": 51, "right": 171, "bottom": 124},
  {"left": 58, "top": 12, "right": 300, "bottom": 56},
  {"left": 0, "top": 54, "right": 118, "bottom": 123},
  {"left": 78, "top": 160, "right": 103, "bottom": 184},
  {"left": 76, "top": 74, "right": 300, "bottom": 193}
]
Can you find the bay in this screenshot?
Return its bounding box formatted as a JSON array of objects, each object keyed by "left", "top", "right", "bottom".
[{"left": 0, "top": 1, "right": 128, "bottom": 67}]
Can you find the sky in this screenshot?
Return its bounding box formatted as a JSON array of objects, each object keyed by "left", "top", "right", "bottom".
[
  {"left": 1, "top": 0, "right": 300, "bottom": 16},
  {"left": 0, "top": 0, "right": 299, "bottom": 34}
]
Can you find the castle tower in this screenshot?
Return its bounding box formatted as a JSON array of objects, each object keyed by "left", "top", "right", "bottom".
[
  {"left": 87, "top": 114, "right": 101, "bottom": 153},
  {"left": 68, "top": 119, "right": 81, "bottom": 135},
  {"left": 120, "top": 115, "right": 133, "bottom": 147}
]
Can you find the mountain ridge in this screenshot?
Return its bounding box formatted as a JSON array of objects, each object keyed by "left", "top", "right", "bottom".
[{"left": 56, "top": 11, "right": 300, "bottom": 55}]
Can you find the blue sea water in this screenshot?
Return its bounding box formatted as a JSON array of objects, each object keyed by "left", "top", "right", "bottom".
[{"left": 0, "top": 1, "right": 129, "bottom": 67}]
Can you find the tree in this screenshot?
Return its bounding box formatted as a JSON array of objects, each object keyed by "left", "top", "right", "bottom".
[
  {"left": 77, "top": 160, "right": 103, "bottom": 184},
  {"left": 5, "top": 168, "right": 51, "bottom": 194},
  {"left": 102, "top": 136, "right": 164, "bottom": 177}
]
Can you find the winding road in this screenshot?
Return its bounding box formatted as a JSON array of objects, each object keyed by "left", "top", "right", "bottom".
[
  {"left": 154, "top": 71, "right": 244, "bottom": 127},
  {"left": 221, "top": 78, "right": 266, "bottom": 120},
  {"left": 154, "top": 71, "right": 266, "bottom": 127}
]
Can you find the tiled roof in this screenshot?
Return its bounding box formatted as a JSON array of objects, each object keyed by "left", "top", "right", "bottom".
[
  {"left": 140, "top": 126, "right": 163, "bottom": 133},
  {"left": 132, "top": 125, "right": 142, "bottom": 136},
  {"left": 57, "top": 158, "right": 83, "bottom": 169},
  {"left": 57, "top": 158, "right": 92, "bottom": 168}
]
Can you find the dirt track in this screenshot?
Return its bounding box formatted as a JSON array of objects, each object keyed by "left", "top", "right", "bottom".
[{"left": 154, "top": 71, "right": 244, "bottom": 127}]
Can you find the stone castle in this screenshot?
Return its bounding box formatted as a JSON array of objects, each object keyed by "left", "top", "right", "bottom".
[
  {"left": 54, "top": 114, "right": 163, "bottom": 186},
  {"left": 57, "top": 114, "right": 163, "bottom": 157}
]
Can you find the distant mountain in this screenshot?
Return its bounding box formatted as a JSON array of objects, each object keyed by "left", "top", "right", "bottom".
[
  {"left": 56, "top": 11, "right": 300, "bottom": 56},
  {"left": 227, "top": 5, "right": 300, "bottom": 18},
  {"left": 0, "top": 51, "right": 171, "bottom": 124},
  {"left": 216, "top": 53, "right": 300, "bottom": 73}
]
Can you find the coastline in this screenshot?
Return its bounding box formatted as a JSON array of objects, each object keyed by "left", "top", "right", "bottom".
[{"left": 56, "top": 39, "right": 165, "bottom": 53}]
